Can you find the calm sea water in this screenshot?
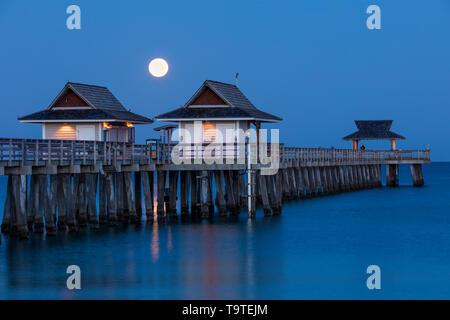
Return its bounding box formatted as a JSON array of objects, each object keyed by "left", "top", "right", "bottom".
[{"left": 0, "top": 162, "right": 449, "bottom": 299}]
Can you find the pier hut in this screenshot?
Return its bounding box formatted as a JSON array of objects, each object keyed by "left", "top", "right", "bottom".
[
  {"left": 342, "top": 120, "right": 423, "bottom": 187},
  {"left": 18, "top": 82, "right": 153, "bottom": 142},
  {"left": 154, "top": 80, "right": 282, "bottom": 143},
  {"left": 342, "top": 120, "right": 405, "bottom": 151}
]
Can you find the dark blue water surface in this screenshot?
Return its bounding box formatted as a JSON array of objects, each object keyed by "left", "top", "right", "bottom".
[{"left": 0, "top": 163, "right": 449, "bottom": 299}]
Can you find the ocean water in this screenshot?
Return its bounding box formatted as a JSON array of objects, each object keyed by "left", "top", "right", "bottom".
[{"left": 0, "top": 162, "right": 449, "bottom": 299}]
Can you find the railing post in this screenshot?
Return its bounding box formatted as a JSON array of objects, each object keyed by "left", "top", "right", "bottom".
[
  {"left": 21, "top": 140, "right": 25, "bottom": 166},
  {"left": 93, "top": 140, "right": 97, "bottom": 164},
  {"left": 60, "top": 140, "right": 63, "bottom": 165},
  {"left": 47, "top": 140, "right": 51, "bottom": 165},
  {"left": 71, "top": 141, "right": 74, "bottom": 165},
  {"left": 83, "top": 140, "right": 86, "bottom": 165},
  {"left": 34, "top": 140, "right": 39, "bottom": 166}
]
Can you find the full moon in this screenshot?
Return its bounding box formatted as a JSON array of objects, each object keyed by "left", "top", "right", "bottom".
[{"left": 148, "top": 58, "right": 169, "bottom": 78}]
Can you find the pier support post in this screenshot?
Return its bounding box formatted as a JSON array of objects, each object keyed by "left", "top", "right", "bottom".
[
  {"left": 318, "top": 167, "right": 326, "bottom": 195},
  {"left": 141, "top": 171, "right": 154, "bottom": 220},
  {"left": 386, "top": 164, "right": 399, "bottom": 187},
  {"left": 224, "top": 170, "right": 236, "bottom": 215},
  {"left": 179, "top": 171, "right": 189, "bottom": 216},
  {"left": 56, "top": 174, "right": 67, "bottom": 231},
  {"left": 86, "top": 173, "right": 99, "bottom": 228},
  {"left": 275, "top": 170, "right": 283, "bottom": 214},
  {"left": 42, "top": 175, "right": 56, "bottom": 235},
  {"left": 115, "top": 172, "right": 124, "bottom": 221},
  {"left": 190, "top": 171, "right": 199, "bottom": 216},
  {"left": 156, "top": 170, "right": 166, "bottom": 218},
  {"left": 27, "top": 175, "right": 37, "bottom": 231},
  {"left": 295, "top": 167, "right": 305, "bottom": 198},
  {"left": 266, "top": 174, "right": 279, "bottom": 214},
  {"left": 410, "top": 164, "right": 424, "bottom": 187},
  {"left": 77, "top": 173, "right": 87, "bottom": 226},
  {"left": 135, "top": 172, "right": 142, "bottom": 220},
  {"left": 98, "top": 174, "right": 107, "bottom": 224},
  {"left": 62, "top": 174, "right": 77, "bottom": 233},
  {"left": 259, "top": 173, "right": 271, "bottom": 216},
  {"left": 1, "top": 176, "right": 13, "bottom": 234},
  {"left": 168, "top": 171, "right": 178, "bottom": 218},
  {"left": 105, "top": 173, "right": 118, "bottom": 225},
  {"left": 281, "top": 169, "right": 291, "bottom": 200},
  {"left": 232, "top": 171, "right": 241, "bottom": 213},
  {"left": 248, "top": 170, "right": 256, "bottom": 218},
  {"left": 200, "top": 171, "right": 209, "bottom": 218},
  {"left": 12, "top": 175, "right": 28, "bottom": 240},
  {"left": 308, "top": 167, "right": 317, "bottom": 196},
  {"left": 302, "top": 167, "right": 311, "bottom": 197},
  {"left": 123, "top": 172, "right": 137, "bottom": 223},
  {"left": 214, "top": 171, "right": 227, "bottom": 216}
]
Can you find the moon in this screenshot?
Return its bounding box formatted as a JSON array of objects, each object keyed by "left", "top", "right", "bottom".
[{"left": 148, "top": 58, "right": 169, "bottom": 78}]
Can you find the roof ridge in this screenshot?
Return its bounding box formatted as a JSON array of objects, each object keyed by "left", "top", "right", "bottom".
[{"left": 68, "top": 82, "right": 108, "bottom": 88}]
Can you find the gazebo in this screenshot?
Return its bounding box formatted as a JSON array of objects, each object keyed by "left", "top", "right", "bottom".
[{"left": 342, "top": 120, "right": 405, "bottom": 150}]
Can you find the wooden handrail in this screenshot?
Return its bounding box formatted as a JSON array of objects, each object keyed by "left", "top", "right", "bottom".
[{"left": 0, "top": 138, "right": 431, "bottom": 167}]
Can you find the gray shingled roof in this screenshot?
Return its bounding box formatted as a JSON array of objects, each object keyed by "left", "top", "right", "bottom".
[
  {"left": 18, "top": 109, "right": 152, "bottom": 123},
  {"left": 342, "top": 120, "right": 405, "bottom": 140},
  {"left": 67, "top": 82, "right": 125, "bottom": 111},
  {"left": 19, "top": 82, "right": 152, "bottom": 123},
  {"left": 156, "top": 80, "right": 282, "bottom": 122}
]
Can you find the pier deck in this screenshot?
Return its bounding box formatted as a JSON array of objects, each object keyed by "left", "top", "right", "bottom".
[{"left": 0, "top": 138, "right": 431, "bottom": 240}]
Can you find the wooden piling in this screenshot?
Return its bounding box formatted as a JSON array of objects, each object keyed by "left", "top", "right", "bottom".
[
  {"left": 86, "top": 173, "right": 99, "bottom": 228},
  {"left": 214, "top": 171, "right": 227, "bottom": 216},
  {"left": 410, "top": 164, "right": 424, "bottom": 187},
  {"left": 168, "top": 171, "right": 178, "bottom": 218},
  {"left": 41, "top": 174, "right": 56, "bottom": 235},
  {"left": 98, "top": 174, "right": 107, "bottom": 224},
  {"left": 1, "top": 176, "right": 13, "bottom": 234},
  {"left": 12, "top": 175, "right": 28, "bottom": 240},
  {"left": 135, "top": 172, "right": 142, "bottom": 220},
  {"left": 224, "top": 170, "right": 236, "bottom": 215},
  {"left": 386, "top": 164, "right": 399, "bottom": 187},
  {"left": 105, "top": 172, "right": 118, "bottom": 225},
  {"left": 123, "top": 172, "right": 137, "bottom": 223},
  {"left": 259, "top": 173, "right": 271, "bottom": 216},
  {"left": 200, "top": 170, "right": 209, "bottom": 218},
  {"left": 156, "top": 170, "right": 166, "bottom": 218}
]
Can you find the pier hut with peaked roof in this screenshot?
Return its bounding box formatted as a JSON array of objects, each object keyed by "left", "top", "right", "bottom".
[
  {"left": 18, "top": 82, "right": 153, "bottom": 143},
  {"left": 342, "top": 120, "right": 405, "bottom": 150},
  {"left": 154, "top": 80, "right": 282, "bottom": 144}
]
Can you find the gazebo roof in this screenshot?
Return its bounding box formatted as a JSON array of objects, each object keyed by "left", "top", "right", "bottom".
[{"left": 342, "top": 120, "right": 405, "bottom": 141}]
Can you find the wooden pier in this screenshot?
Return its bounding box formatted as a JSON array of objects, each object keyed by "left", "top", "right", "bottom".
[{"left": 0, "top": 138, "right": 430, "bottom": 240}]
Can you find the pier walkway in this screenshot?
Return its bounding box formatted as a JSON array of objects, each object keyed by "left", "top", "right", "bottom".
[{"left": 0, "top": 138, "right": 430, "bottom": 240}]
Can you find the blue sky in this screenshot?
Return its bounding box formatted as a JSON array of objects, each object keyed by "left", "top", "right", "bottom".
[{"left": 0, "top": 0, "right": 449, "bottom": 160}]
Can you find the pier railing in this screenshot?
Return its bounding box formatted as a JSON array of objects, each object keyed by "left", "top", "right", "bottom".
[{"left": 0, "top": 138, "right": 430, "bottom": 168}]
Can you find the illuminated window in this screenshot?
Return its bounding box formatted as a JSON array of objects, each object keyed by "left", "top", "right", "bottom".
[{"left": 203, "top": 122, "right": 216, "bottom": 143}]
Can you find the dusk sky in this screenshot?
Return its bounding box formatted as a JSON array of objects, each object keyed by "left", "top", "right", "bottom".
[{"left": 1, "top": 1, "right": 449, "bottom": 160}]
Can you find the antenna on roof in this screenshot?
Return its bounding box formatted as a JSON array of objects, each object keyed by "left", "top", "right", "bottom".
[{"left": 235, "top": 72, "right": 239, "bottom": 86}]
